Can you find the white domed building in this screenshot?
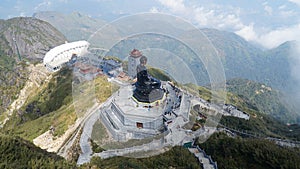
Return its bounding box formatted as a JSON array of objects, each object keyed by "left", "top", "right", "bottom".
[{"left": 43, "top": 41, "right": 89, "bottom": 71}]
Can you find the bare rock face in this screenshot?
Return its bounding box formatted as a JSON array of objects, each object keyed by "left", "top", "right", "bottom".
[
  {"left": 0, "top": 17, "right": 66, "bottom": 115},
  {"left": 0, "top": 17, "right": 67, "bottom": 61}
]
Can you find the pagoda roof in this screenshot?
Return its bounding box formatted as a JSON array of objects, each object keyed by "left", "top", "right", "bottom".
[{"left": 130, "top": 49, "right": 142, "bottom": 58}]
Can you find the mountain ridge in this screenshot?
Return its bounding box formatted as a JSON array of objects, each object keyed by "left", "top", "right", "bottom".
[
  {"left": 0, "top": 17, "right": 66, "bottom": 115},
  {"left": 33, "top": 11, "right": 106, "bottom": 42},
  {"left": 0, "top": 17, "right": 66, "bottom": 61}
]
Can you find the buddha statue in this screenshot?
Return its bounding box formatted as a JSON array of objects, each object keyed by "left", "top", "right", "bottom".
[{"left": 133, "top": 55, "right": 164, "bottom": 103}]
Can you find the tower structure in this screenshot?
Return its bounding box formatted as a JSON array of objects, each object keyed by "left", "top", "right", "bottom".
[{"left": 128, "top": 49, "right": 142, "bottom": 78}]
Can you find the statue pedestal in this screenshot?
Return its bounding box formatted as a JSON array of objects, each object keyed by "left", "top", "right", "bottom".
[{"left": 133, "top": 87, "right": 164, "bottom": 103}]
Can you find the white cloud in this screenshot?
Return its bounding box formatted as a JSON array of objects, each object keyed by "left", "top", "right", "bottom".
[
  {"left": 157, "top": 0, "right": 300, "bottom": 49},
  {"left": 150, "top": 7, "right": 159, "bottom": 13},
  {"left": 237, "top": 23, "right": 300, "bottom": 49},
  {"left": 7, "top": 15, "right": 14, "bottom": 19},
  {"left": 58, "top": 0, "right": 69, "bottom": 3},
  {"left": 279, "top": 9, "right": 296, "bottom": 17},
  {"left": 279, "top": 5, "right": 286, "bottom": 10},
  {"left": 235, "top": 23, "right": 258, "bottom": 42},
  {"left": 158, "top": 0, "right": 245, "bottom": 30},
  {"left": 14, "top": 0, "right": 22, "bottom": 12},
  {"left": 257, "top": 24, "right": 300, "bottom": 48},
  {"left": 289, "top": 0, "right": 300, "bottom": 6},
  {"left": 20, "top": 12, "right": 25, "bottom": 17},
  {"left": 34, "top": 1, "right": 52, "bottom": 12},
  {"left": 159, "top": 0, "right": 186, "bottom": 13},
  {"left": 264, "top": 5, "right": 273, "bottom": 15},
  {"left": 262, "top": 1, "right": 272, "bottom": 15},
  {"left": 278, "top": 4, "right": 296, "bottom": 18}
]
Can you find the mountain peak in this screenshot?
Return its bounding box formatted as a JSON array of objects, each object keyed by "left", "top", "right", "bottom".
[{"left": 0, "top": 16, "right": 66, "bottom": 60}]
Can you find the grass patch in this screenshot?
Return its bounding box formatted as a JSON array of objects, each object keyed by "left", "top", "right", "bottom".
[
  {"left": 147, "top": 67, "right": 172, "bottom": 81},
  {"left": 91, "top": 119, "right": 109, "bottom": 145},
  {"left": 5, "top": 103, "right": 76, "bottom": 141},
  {"left": 183, "top": 83, "right": 212, "bottom": 101},
  {"left": 20, "top": 67, "right": 72, "bottom": 122},
  {"left": 90, "top": 138, "right": 105, "bottom": 153},
  {"left": 94, "top": 76, "right": 119, "bottom": 103}
]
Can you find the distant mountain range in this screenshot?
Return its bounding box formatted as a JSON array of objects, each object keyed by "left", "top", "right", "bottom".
[
  {"left": 203, "top": 29, "right": 297, "bottom": 92},
  {"left": 32, "top": 11, "right": 300, "bottom": 123},
  {"left": 33, "top": 11, "right": 298, "bottom": 92},
  {"left": 33, "top": 11, "right": 106, "bottom": 42}
]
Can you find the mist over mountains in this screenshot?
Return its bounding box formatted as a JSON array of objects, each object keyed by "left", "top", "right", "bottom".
[{"left": 33, "top": 11, "right": 106, "bottom": 42}]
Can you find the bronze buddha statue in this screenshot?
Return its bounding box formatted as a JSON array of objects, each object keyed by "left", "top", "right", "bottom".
[{"left": 133, "top": 55, "right": 164, "bottom": 103}]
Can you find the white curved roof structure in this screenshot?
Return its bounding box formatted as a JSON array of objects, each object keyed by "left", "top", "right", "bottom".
[{"left": 43, "top": 40, "right": 89, "bottom": 71}]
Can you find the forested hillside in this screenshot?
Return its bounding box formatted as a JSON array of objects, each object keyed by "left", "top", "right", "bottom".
[
  {"left": 199, "top": 133, "right": 300, "bottom": 169},
  {"left": 0, "top": 133, "right": 75, "bottom": 168},
  {"left": 226, "top": 78, "right": 299, "bottom": 123}
]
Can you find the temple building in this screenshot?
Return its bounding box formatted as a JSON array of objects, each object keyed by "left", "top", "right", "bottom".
[
  {"left": 100, "top": 50, "right": 167, "bottom": 141},
  {"left": 100, "top": 85, "right": 166, "bottom": 141}
]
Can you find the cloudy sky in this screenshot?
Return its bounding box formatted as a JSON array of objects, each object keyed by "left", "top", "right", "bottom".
[{"left": 1, "top": 0, "right": 300, "bottom": 49}]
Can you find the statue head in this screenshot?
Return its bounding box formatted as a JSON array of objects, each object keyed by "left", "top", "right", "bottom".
[{"left": 140, "top": 55, "right": 147, "bottom": 66}]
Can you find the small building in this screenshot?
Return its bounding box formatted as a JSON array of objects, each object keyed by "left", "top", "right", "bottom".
[
  {"left": 102, "top": 59, "right": 122, "bottom": 73},
  {"left": 75, "top": 62, "right": 102, "bottom": 80},
  {"left": 128, "top": 49, "right": 142, "bottom": 78},
  {"left": 117, "top": 71, "right": 130, "bottom": 81},
  {"left": 223, "top": 104, "right": 250, "bottom": 120}
]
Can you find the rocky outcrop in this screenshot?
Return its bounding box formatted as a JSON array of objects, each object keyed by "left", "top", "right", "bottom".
[{"left": 0, "top": 17, "right": 67, "bottom": 61}]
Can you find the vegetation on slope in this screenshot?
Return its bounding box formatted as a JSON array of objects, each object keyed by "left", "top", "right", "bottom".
[
  {"left": 21, "top": 67, "right": 73, "bottom": 122},
  {"left": 84, "top": 146, "right": 200, "bottom": 169},
  {"left": 199, "top": 133, "right": 300, "bottom": 169},
  {"left": 2, "top": 67, "right": 76, "bottom": 140},
  {"left": 185, "top": 79, "right": 300, "bottom": 140},
  {"left": 95, "top": 75, "right": 119, "bottom": 103},
  {"left": 220, "top": 114, "right": 300, "bottom": 141},
  {"left": 0, "top": 133, "right": 75, "bottom": 169},
  {"left": 3, "top": 103, "right": 75, "bottom": 141},
  {"left": 0, "top": 50, "right": 28, "bottom": 114},
  {"left": 148, "top": 67, "right": 172, "bottom": 82},
  {"left": 226, "top": 78, "right": 299, "bottom": 123}
]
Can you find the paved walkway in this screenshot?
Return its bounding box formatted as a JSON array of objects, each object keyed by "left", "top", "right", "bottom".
[
  {"left": 77, "top": 94, "right": 116, "bottom": 165},
  {"left": 188, "top": 147, "right": 217, "bottom": 169}
]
